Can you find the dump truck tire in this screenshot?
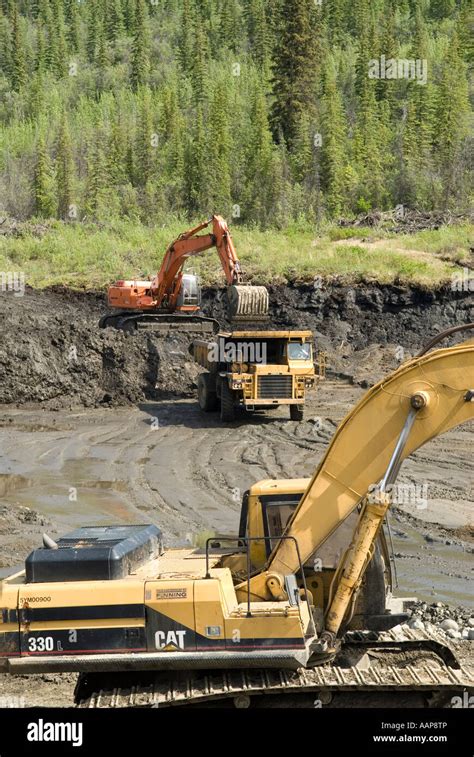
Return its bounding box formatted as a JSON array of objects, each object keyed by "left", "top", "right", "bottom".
[
  {"left": 197, "top": 373, "right": 218, "bottom": 411},
  {"left": 220, "top": 382, "right": 236, "bottom": 422},
  {"left": 227, "top": 285, "right": 269, "bottom": 320},
  {"left": 290, "top": 404, "right": 304, "bottom": 421}
]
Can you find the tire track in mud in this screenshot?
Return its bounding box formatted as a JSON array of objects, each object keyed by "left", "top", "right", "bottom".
[{"left": 0, "top": 381, "right": 472, "bottom": 594}]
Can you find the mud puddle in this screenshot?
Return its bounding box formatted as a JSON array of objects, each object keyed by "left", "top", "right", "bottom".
[{"left": 389, "top": 519, "right": 473, "bottom": 607}]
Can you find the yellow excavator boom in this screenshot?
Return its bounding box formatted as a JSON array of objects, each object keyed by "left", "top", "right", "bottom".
[{"left": 241, "top": 337, "right": 474, "bottom": 605}]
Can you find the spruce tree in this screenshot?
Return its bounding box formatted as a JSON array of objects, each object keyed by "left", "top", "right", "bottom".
[
  {"left": 85, "top": 132, "right": 108, "bottom": 218},
  {"left": 220, "top": 0, "right": 239, "bottom": 53},
  {"left": 0, "top": 11, "right": 12, "bottom": 80},
  {"left": 207, "top": 81, "right": 232, "bottom": 212},
  {"left": 434, "top": 33, "right": 470, "bottom": 205},
  {"left": 56, "top": 19, "right": 68, "bottom": 78},
  {"left": 321, "top": 61, "right": 347, "bottom": 216},
  {"left": 290, "top": 112, "right": 314, "bottom": 186},
  {"left": 29, "top": 0, "right": 41, "bottom": 19},
  {"left": 135, "top": 87, "right": 156, "bottom": 186},
  {"left": 402, "top": 6, "right": 434, "bottom": 205},
  {"left": 122, "top": 0, "right": 135, "bottom": 32},
  {"left": 86, "top": 1, "right": 98, "bottom": 62},
  {"left": 65, "top": 0, "right": 80, "bottom": 53},
  {"left": 325, "top": 0, "right": 346, "bottom": 44},
  {"left": 270, "top": 0, "right": 318, "bottom": 146},
  {"left": 130, "top": 0, "right": 150, "bottom": 90},
  {"left": 37, "top": 0, "right": 50, "bottom": 25},
  {"left": 34, "top": 134, "right": 57, "bottom": 217},
  {"left": 178, "top": 0, "right": 196, "bottom": 75},
  {"left": 376, "top": 5, "right": 398, "bottom": 114},
  {"left": 35, "top": 21, "right": 46, "bottom": 73},
  {"left": 457, "top": 1, "right": 473, "bottom": 65},
  {"left": 11, "top": 6, "right": 27, "bottom": 90},
  {"left": 246, "top": 0, "right": 269, "bottom": 72},
  {"left": 245, "top": 84, "right": 276, "bottom": 225},
  {"left": 56, "top": 112, "right": 75, "bottom": 220},
  {"left": 185, "top": 103, "right": 207, "bottom": 213},
  {"left": 191, "top": 22, "right": 209, "bottom": 104},
  {"left": 430, "top": 0, "right": 456, "bottom": 20},
  {"left": 106, "top": 0, "right": 125, "bottom": 43},
  {"left": 96, "top": 17, "right": 109, "bottom": 70},
  {"left": 160, "top": 85, "right": 186, "bottom": 205},
  {"left": 44, "top": 3, "right": 59, "bottom": 74},
  {"left": 108, "top": 110, "right": 128, "bottom": 186}
]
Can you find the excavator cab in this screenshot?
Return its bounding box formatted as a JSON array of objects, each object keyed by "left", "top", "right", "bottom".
[
  {"left": 235, "top": 479, "right": 394, "bottom": 632},
  {"left": 176, "top": 273, "right": 201, "bottom": 309}
]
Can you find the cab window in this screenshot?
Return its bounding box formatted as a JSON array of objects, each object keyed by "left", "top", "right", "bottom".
[
  {"left": 266, "top": 502, "right": 297, "bottom": 552},
  {"left": 287, "top": 342, "right": 311, "bottom": 360}
]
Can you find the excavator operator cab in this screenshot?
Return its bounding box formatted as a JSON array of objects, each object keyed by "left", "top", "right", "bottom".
[
  {"left": 236, "top": 479, "right": 392, "bottom": 626},
  {"left": 177, "top": 273, "right": 201, "bottom": 309}
]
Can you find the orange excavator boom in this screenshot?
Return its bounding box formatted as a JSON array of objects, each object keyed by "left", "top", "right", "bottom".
[
  {"left": 149, "top": 215, "right": 243, "bottom": 311},
  {"left": 105, "top": 215, "right": 268, "bottom": 327}
]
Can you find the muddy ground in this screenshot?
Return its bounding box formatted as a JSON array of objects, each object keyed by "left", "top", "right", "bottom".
[
  {"left": 0, "top": 383, "right": 473, "bottom": 707},
  {"left": 0, "top": 284, "right": 472, "bottom": 706}
]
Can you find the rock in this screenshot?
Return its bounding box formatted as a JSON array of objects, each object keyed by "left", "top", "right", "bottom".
[
  {"left": 468, "top": 629, "right": 474, "bottom": 641},
  {"left": 468, "top": 618, "right": 474, "bottom": 628},
  {"left": 446, "top": 629, "right": 462, "bottom": 640},
  {"left": 408, "top": 618, "right": 425, "bottom": 631},
  {"left": 440, "top": 619, "right": 459, "bottom": 632}
]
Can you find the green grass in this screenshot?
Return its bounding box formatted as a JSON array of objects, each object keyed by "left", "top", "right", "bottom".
[
  {"left": 394, "top": 224, "right": 473, "bottom": 264},
  {"left": 0, "top": 218, "right": 471, "bottom": 289}
]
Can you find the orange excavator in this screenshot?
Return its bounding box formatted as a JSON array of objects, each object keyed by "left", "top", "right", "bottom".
[{"left": 99, "top": 215, "right": 269, "bottom": 334}]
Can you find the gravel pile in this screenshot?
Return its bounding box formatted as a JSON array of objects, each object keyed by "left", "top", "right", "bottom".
[{"left": 405, "top": 600, "right": 474, "bottom": 641}]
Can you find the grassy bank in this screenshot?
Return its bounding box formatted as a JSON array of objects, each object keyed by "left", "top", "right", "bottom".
[{"left": 0, "top": 219, "right": 471, "bottom": 289}]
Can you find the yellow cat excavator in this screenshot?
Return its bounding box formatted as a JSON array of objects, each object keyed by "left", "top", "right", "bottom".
[
  {"left": 1, "top": 326, "right": 473, "bottom": 707},
  {"left": 99, "top": 214, "right": 269, "bottom": 333}
]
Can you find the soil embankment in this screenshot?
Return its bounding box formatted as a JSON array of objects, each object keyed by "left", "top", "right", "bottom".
[{"left": 0, "top": 284, "right": 472, "bottom": 407}]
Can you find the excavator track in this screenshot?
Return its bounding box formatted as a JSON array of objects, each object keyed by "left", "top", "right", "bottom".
[
  {"left": 76, "top": 630, "right": 474, "bottom": 708},
  {"left": 100, "top": 312, "right": 221, "bottom": 334},
  {"left": 76, "top": 662, "right": 474, "bottom": 709}
]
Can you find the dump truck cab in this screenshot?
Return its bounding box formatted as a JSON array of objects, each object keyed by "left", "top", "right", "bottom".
[{"left": 192, "top": 330, "right": 323, "bottom": 422}]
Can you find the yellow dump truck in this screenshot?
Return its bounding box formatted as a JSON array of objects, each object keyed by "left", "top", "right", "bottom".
[{"left": 191, "top": 330, "right": 322, "bottom": 421}]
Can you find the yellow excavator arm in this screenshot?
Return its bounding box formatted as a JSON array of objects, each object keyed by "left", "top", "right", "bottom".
[{"left": 240, "top": 334, "right": 474, "bottom": 643}]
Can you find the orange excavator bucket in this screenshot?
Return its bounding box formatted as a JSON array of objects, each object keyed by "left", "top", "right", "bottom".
[{"left": 227, "top": 284, "right": 269, "bottom": 321}]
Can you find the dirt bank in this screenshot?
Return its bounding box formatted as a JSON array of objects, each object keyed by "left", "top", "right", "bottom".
[{"left": 0, "top": 284, "right": 472, "bottom": 408}]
